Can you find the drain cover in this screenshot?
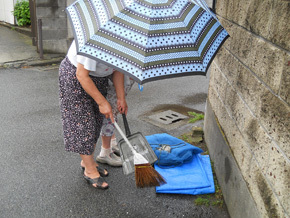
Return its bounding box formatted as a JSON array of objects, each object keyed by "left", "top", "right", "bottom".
[{"left": 148, "top": 110, "right": 189, "bottom": 125}]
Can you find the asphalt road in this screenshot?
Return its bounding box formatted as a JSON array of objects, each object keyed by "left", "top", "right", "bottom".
[{"left": 0, "top": 66, "right": 229, "bottom": 218}]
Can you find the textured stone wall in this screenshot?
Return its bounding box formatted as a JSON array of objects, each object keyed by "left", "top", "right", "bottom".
[
  {"left": 207, "top": 0, "right": 289, "bottom": 217},
  {"left": 36, "top": 0, "right": 68, "bottom": 53}
]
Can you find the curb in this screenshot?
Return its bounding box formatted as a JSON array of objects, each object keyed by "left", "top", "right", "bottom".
[
  {"left": 0, "top": 56, "right": 64, "bottom": 69},
  {"left": 27, "top": 57, "right": 64, "bottom": 67},
  {"left": 0, "top": 21, "right": 31, "bottom": 37}
]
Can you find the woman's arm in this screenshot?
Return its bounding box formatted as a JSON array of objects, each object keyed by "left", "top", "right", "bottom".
[
  {"left": 76, "top": 63, "right": 114, "bottom": 122},
  {"left": 112, "top": 71, "right": 128, "bottom": 115}
]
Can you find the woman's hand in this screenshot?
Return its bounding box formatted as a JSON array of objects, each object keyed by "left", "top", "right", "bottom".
[
  {"left": 76, "top": 63, "right": 114, "bottom": 123},
  {"left": 117, "top": 98, "right": 128, "bottom": 115},
  {"left": 99, "top": 99, "right": 114, "bottom": 123}
]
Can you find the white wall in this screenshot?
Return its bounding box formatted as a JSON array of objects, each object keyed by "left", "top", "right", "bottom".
[{"left": 0, "top": 0, "right": 16, "bottom": 24}]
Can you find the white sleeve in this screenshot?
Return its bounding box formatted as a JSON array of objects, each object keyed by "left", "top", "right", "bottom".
[{"left": 76, "top": 55, "right": 97, "bottom": 72}]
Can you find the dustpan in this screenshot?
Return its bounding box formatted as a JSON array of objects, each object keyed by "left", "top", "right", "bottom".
[{"left": 117, "top": 114, "right": 158, "bottom": 175}]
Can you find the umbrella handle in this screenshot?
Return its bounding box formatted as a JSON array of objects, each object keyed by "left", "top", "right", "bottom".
[
  {"left": 122, "top": 113, "right": 131, "bottom": 136},
  {"left": 114, "top": 122, "right": 137, "bottom": 155}
]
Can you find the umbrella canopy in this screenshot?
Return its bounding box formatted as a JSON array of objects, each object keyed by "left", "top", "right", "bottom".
[{"left": 66, "top": 0, "right": 229, "bottom": 84}]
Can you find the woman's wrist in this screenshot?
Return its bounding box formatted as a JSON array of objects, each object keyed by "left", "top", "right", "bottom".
[
  {"left": 117, "top": 96, "right": 126, "bottom": 101},
  {"left": 95, "top": 96, "right": 107, "bottom": 106}
]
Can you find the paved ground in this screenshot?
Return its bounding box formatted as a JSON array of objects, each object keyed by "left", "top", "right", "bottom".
[
  {"left": 0, "top": 24, "right": 37, "bottom": 63},
  {"left": 0, "top": 23, "right": 63, "bottom": 68},
  {"left": 0, "top": 25, "right": 230, "bottom": 218}
]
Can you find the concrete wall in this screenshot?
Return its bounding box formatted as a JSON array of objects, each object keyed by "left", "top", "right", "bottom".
[
  {"left": 205, "top": 0, "right": 289, "bottom": 217},
  {"left": 0, "top": 0, "right": 70, "bottom": 53},
  {"left": 35, "top": 0, "right": 68, "bottom": 53},
  {"left": 0, "top": 0, "right": 17, "bottom": 24}
]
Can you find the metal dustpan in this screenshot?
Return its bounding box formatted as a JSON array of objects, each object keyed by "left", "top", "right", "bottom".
[{"left": 117, "top": 114, "right": 157, "bottom": 175}]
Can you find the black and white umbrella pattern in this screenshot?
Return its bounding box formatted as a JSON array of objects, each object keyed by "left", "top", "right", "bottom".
[{"left": 66, "top": 0, "right": 229, "bottom": 84}]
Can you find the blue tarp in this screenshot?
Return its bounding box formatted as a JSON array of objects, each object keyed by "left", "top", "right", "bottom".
[
  {"left": 146, "top": 133, "right": 215, "bottom": 195},
  {"left": 148, "top": 133, "right": 203, "bottom": 167}
]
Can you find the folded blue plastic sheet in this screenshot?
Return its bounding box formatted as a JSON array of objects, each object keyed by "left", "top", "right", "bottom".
[
  {"left": 147, "top": 133, "right": 203, "bottom": 167},
  {"left": 145, "top": 134, "right": 215, "bottom": 195},
  {"left": 155, "top": 154, "right": 215, "bottom": 195}
]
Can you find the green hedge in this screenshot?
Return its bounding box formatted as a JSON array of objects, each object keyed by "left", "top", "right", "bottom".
[{"left": 12, "top": 1, "right": 31, "bottom": 26}]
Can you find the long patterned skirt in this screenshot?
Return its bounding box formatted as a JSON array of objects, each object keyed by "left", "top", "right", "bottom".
[{"left": 59, "top": 57, "right": 108, "bottom": 155}]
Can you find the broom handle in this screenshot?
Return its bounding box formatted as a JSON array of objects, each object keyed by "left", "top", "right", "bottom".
[
  {"left": 114, "top": 122, "right": 137, "bottom": 155},
  {"left": 122, "top": 113, "right": 131, "bottom": 136}
]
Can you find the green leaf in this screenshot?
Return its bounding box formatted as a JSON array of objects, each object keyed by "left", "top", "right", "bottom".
[
  {"left": 188, "top": 111, "right": 204, "bottom": 123},
  {"left": 12, "top": 0, "right": 31, "bottom": 26}
]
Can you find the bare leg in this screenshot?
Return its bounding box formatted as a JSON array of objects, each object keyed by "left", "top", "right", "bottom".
[
  {"left": 111, "top": 134, "right": 117, "bottom": 146},
  {"left": 80, "top": 144, "right": 108, "bottom": 176},
  {"left": 110, "top": 134, "right": 119, "bottom": 155},
  {"left": 80, "top": 154, "right": 108, "bottom": 188},
  {"left": 102, "top": 134, "right": 117, "bottom": 150},
  {"left": 80, "top": 143, "right": 98, "bottom": 168},
  {"left": 102, "top": 135, "right": 112, "bottom": 149}
]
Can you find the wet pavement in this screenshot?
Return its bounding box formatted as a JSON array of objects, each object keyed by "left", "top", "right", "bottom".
[
  {"left": 0, "top": 24, "right": 230, "bottom": 218},
  {"left": 0, "top": 22, "right": 63, "bottom": 68}
]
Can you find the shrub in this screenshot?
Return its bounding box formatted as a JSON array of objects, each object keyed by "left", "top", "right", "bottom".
[{"left": 12, "top": 0, "right": 31, "bottom": 26}]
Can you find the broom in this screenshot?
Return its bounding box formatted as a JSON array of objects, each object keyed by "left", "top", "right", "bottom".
[{"left": 114, "top": 122, "right": 166, "bottom": 188}]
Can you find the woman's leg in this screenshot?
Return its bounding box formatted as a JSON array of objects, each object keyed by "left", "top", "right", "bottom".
[
  {"left": 101, "top": 134, "right": 119, "bottom": 156},
  {"left": 80, "top": 143, "right": 108, "bottom": 177},
  {"left": 80, "top": 154, "right": 108, "bottom": 188},
  {"left": 100, "top": 123, "right": 119, "bottom": 155},
  {"left": 101, "top": 135, "right": 111, "bottom": 150},
  {"left": 59, "top": 58, "right": 109, "bottom": 187},
  {"left": 97, "top": 77, "right": 122, "bottom": 166},
  {"left": 97, "top": 118, "right": 122, "bottom": 166}
]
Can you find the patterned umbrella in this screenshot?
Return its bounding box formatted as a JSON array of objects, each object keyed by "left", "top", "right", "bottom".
[{"left": 66, "top": 0, "right": 229, "bottom": 84}]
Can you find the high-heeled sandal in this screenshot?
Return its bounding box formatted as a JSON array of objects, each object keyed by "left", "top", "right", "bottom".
[
  {"left": 81, "top": 165, "right": 109, "bottom": 177},
  {"left": 83, "top": 174, "right": 109, "bottom": 189}
]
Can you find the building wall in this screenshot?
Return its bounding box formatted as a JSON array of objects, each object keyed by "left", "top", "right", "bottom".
[
  {"left": 0, "top": 0, "right": 17, "bottom": 24},
  {"left": 205, "top": 0, "right": 289, "bottom": 217},
  {"left": 35, "top": 0, "right": 68, "bottom": 53}
]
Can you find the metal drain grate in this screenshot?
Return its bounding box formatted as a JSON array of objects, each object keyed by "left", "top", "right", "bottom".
[{"left": 148, "top": 110, "right": 188, "bottom": 125}]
